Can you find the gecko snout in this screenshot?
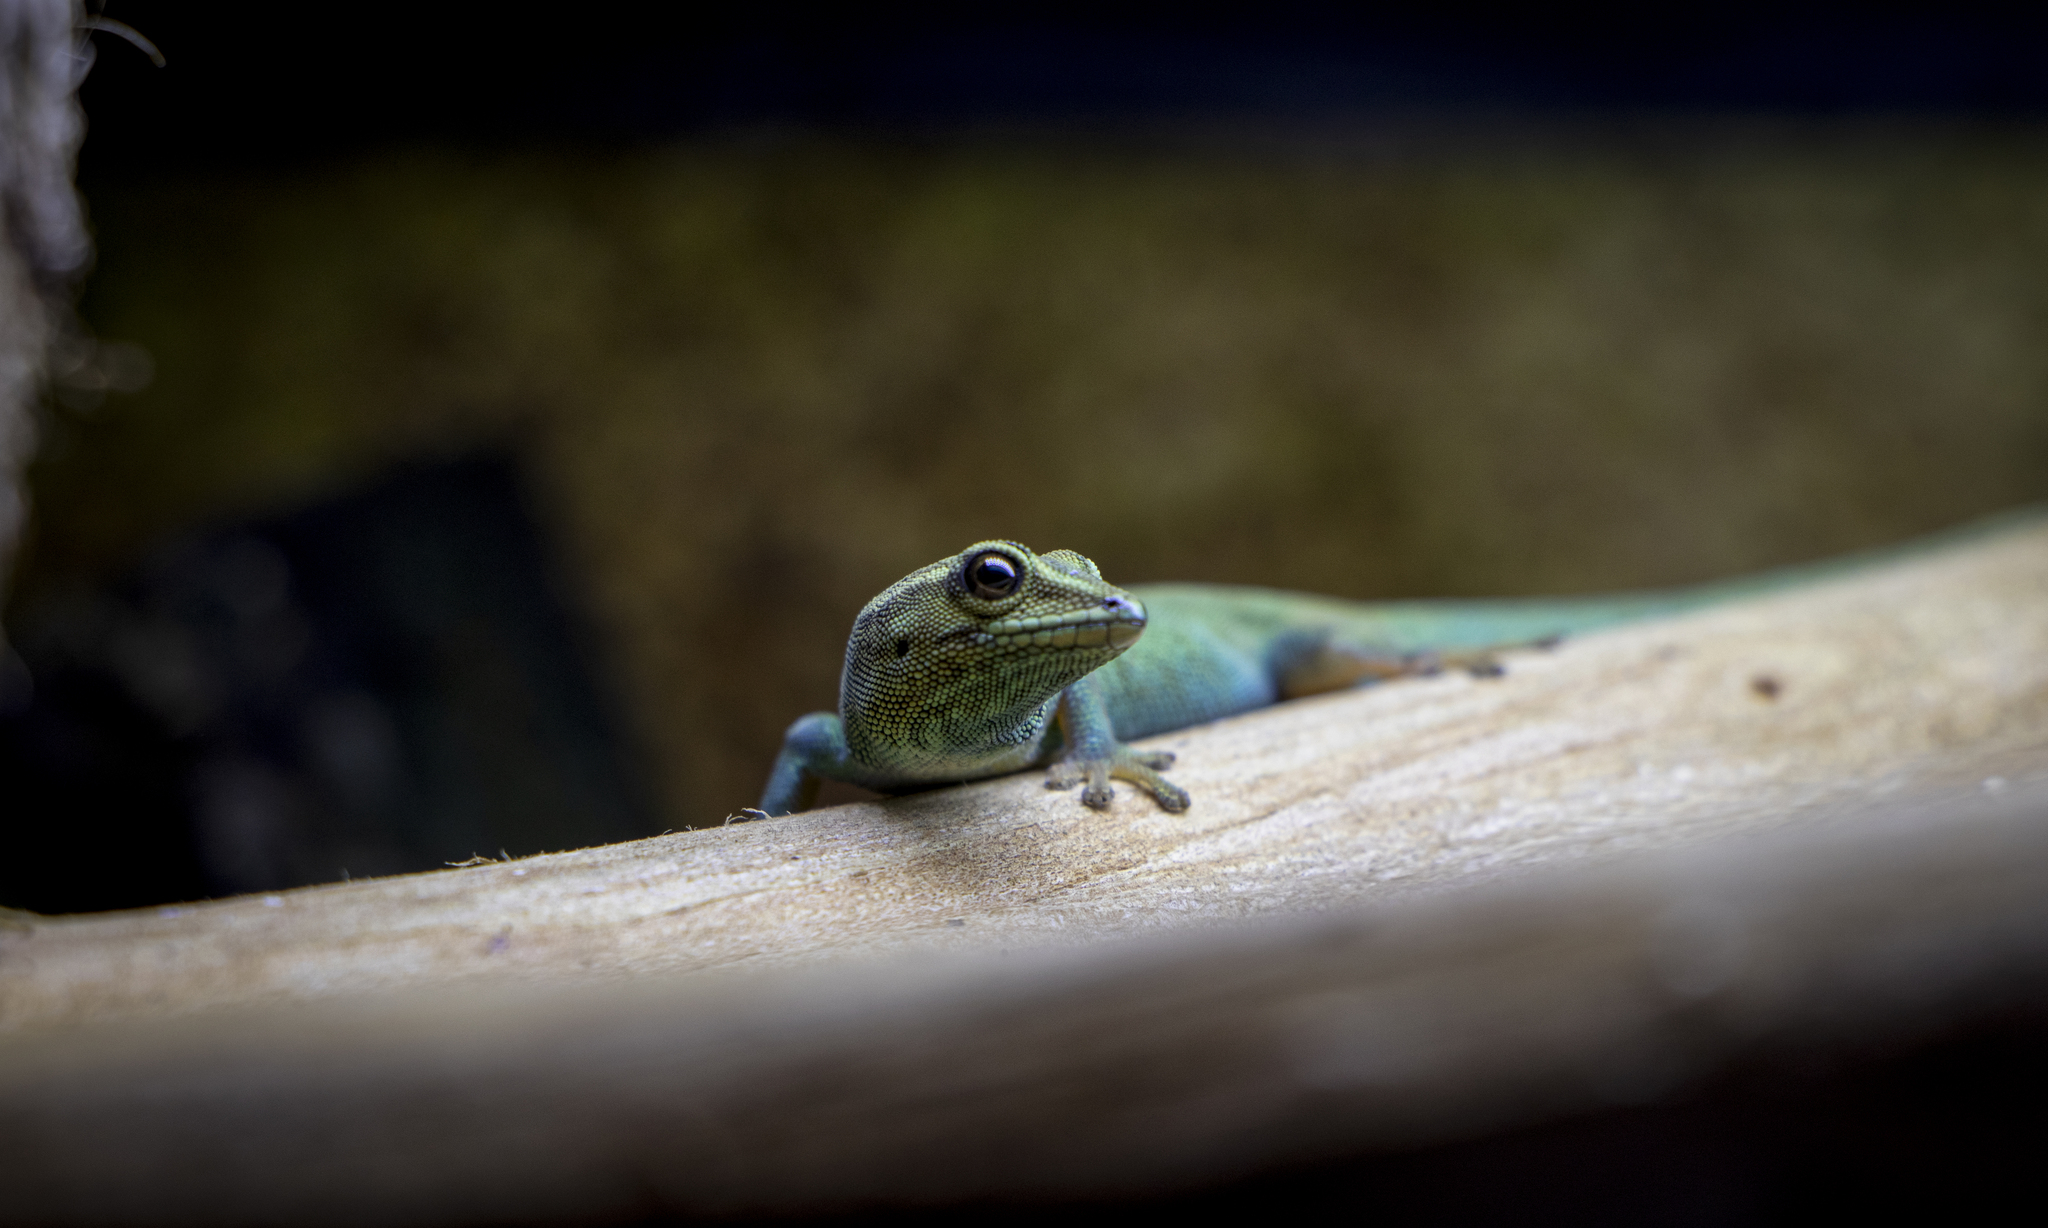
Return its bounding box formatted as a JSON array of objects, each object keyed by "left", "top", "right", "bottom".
[{"left": 1103, "top": 594, "right": 1146, "bottom": 649}]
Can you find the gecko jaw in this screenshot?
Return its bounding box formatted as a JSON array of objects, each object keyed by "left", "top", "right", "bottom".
[{"left": 979, "top": 600, "right": 1146, "bottom": 652}]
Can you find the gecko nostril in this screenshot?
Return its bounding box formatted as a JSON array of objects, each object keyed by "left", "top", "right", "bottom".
[{"left": 1104, "top": 594, "right": 1144, "bottom": 619}]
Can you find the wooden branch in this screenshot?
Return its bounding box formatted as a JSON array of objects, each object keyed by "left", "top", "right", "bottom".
[{"left": 4, "top": 516, "right": 2048, "bottom": 1222}]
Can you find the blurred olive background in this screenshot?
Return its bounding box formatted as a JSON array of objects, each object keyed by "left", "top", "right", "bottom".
[
  {"left": 27, "top": 132, "right": 2048, "bottom": 836},
  {"left": 9, "top": 9, "right": 2048, "bottom": 909}
]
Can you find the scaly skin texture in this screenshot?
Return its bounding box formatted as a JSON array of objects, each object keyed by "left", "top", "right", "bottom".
[{"left": 755, "top": 529, "right": 1939, "bottom": 817}]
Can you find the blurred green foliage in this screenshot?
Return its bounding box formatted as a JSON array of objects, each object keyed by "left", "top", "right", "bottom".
[{"left": 23, "top": 130, "right": 2048, "bottom": 824}]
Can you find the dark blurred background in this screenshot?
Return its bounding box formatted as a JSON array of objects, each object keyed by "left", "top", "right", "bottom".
[
  {"left": 7, "top": 6, "right": 2048, "bottom": 1222},
  {"left": 9, "top": 4, "right": 2048, "bottom": 914}
]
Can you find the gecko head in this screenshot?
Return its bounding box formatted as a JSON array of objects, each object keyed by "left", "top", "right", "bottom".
[
  {"left": 941, "top": 540, "right": 1147, "bottom": 651},
  {"left": 837, "top": 541, "right": 1146, "bottom": 769}
]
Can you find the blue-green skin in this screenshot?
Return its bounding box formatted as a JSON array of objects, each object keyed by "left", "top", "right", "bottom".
[
  {"left": 755, "top": 532, "right": 1913, "bottom": 818},
  {"left": 1082, "top": 584, "right": 1696, "bottom": 741}
]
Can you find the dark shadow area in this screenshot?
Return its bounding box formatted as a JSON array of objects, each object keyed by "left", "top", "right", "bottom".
[
  {"left": 74, "top": 7, "right": 2048, "bottom": 186},
  {"left": 0, "top": 455, "right": 657, "bottom": 912},
  {"left": 733, "top": 1005, "right": 2048, "bottom": 1226}
]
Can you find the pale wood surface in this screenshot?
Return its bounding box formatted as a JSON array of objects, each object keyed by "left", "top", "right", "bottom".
[
  {"left": 5, "top": 516, "right": 2046, "bottom": 1035},
  {"left": 4, "top": 517, "right": 2048, "bottom": 1223},
  {"left": 6, "top": 769, "right": 2048, "bottom": 1223}
]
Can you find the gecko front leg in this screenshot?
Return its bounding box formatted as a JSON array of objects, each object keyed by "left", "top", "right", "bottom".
[
  {"left": 757, "top": 711, "right": 852, "bottom": 817},
  {"left": 1043, "top": 674, "right": 1190, "bottom": 812}
]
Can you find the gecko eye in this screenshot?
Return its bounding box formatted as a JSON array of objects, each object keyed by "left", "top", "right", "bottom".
[{"left": 965, "top": 552, "right": 1021, "bottom": 600}]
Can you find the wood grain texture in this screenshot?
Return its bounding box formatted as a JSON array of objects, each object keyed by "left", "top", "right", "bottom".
[
  {"left": 7, "top": 516, "right": 2047, "bottom": 1034},
  {"left": 3, "top": 516, "right": 2048, "bottom": 1222}
]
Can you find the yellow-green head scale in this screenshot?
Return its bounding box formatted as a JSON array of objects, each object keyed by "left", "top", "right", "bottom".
[{"left": 838, "top": 540, "right": 1147, "bottom": 782}]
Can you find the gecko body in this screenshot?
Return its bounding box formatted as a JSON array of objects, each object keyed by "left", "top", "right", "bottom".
[{"left": 756, "top": 538, "right": 1792, "bottom": 816}]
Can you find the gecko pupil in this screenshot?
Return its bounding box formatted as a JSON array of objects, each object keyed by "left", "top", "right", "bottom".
[{"left": 967, "top": 553, "right": 1020, "bottom": 599}]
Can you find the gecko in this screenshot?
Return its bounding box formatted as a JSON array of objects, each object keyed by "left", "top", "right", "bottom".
[{"left": 752, "top": 535, "right": 1862, "bottom": 818}]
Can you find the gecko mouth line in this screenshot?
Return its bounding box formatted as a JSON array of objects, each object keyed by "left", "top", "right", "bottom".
[{"left": 979, "top": 604, "right": 1146, "bottom": 651}]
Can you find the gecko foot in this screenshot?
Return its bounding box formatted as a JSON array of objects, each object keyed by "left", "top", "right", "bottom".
[{"left": 1046, "top": 748, "right": 1188, "bottom": 812}]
